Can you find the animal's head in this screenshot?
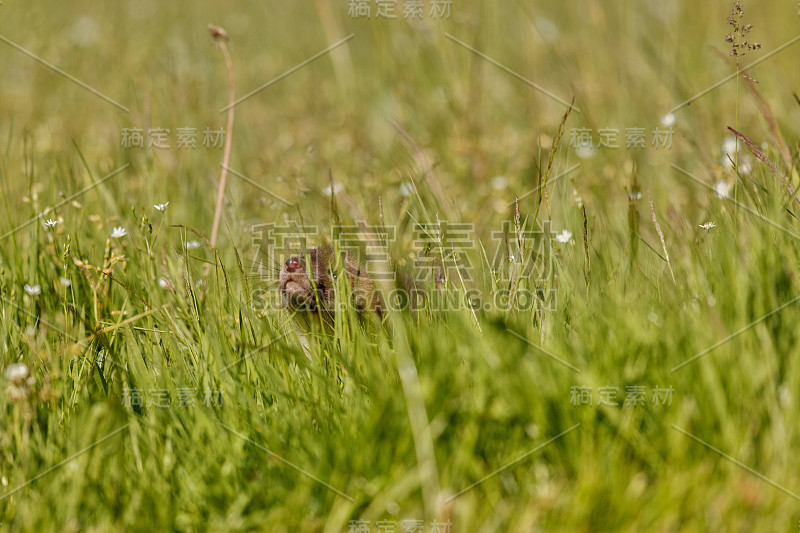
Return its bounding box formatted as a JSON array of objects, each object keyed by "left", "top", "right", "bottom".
[
  {"left": 278, "top": 244, "right": 380, "bottom": 315},
  {"left": 278, "top": 245, "right": 336, "bottom": 312}
]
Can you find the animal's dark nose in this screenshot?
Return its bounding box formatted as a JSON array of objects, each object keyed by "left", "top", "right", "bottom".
[{"left": 285, "top": 256, "right": 304, "bottom": 273}]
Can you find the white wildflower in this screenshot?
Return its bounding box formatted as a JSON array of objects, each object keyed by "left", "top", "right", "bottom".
[
  {"left": 322, "top": 183, "right": 343, "bottom": 196},
  {"left": 59, "top": 277, "right": 72, "bottom": 287},
  {"left": 4, "top": 363, "right": 29, "bottom": 385},
  {"left": 714, "top": 180, "right": 732, "bottom": 199},
  {"left": 111, "top": 226, "right": 127, "bottom": 239},
  {"left": 575, "top": 143, "right": 596, "bottom": 159},
  {"left": 6, "top": 385, "right": 27, "bottom": 402},
  {"left": 185, "top": 240, "right": 201, "bottom": 250},
  {"left": 699, "top": 221, "right": 716, "bottom": 230},
  {"left": 661, "top": 113, "right": 676, "bottom": 127},
  {"left": 722, "top": 136, "right": 739, "bottom": 156},
  {"left": 491, "top": 176, "right": 508, "bottom": 191},
  {"left": 555, "top": 230, "right": 573, "bottom": 243},
  {"left": 70, "top": 16, "right": 100, "bottom": 48},
  {"left": 44, "top": 219, "right": 58, "bottom": 228},
  {"left": 154, "top": 202, "right": 169, "bottom": 212},
  {"left": 399, "top": 182, "right": 414, "bottom": 198},
  {"left": 739, "top": 156, "right": 752, "bottom": 175},
  {"left": 721, "top": 136, "right": 740, "bottom": 167},
  {"left": 23, "top": 284, "right": 41, "bottom": 296},
  {"left": 536, "top": 17, "right": 560, "bottom": 40},
  {"left": 572, "top": 188, "right": 584, "bottom": 207}
]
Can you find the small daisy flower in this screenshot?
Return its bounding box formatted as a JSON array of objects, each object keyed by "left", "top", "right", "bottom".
[
  {"left": 6, "top": 386, "right": 27, "bottom": 402},
  {"left": 185, "top": 240, "right": 201, "bottom": 249},
  {"left": 714, "top": 181, "right": 731, "bottom": 199},
  {"left": 154, "top": 202, "right": 169, "bottom": 212},
  {"left": 661, "top": 113, "right": 676, "bottom": 127},
  {"left": 721, "top": 136, "right": 740, "bottom": 167},
  {"left": 572, "top": 188, "right": 584, "bottom": 207},
  {"left": 555, "top": 230, "right": 573, "bottom": 243},
  {"left": 111, "top": 226, "right": 127, "bottom": 239},
  {"left": 699, "top": 221, "right": 716, "bottom": 230},
  {"left": 491, "top": 176, "right": 508, "bottom": 191},
  {"left": 739, "top": 156, "right": 752, "bottom": 175},
  {"left": 23, "top": 284, "right": 41, "bottom": 296},
  {"left": 4, "top": 362, "right": 29, "bottom": 385},
  {"left": 322, "top": 183, "right": 343, "bottom": 197},
  {"left": 722, "top": 136, "right": 739, "bottom": 156},
  {"left": 628, "top": 191, "right": 642, "bottom": 200},
  {"left": 44, "top": 219, "right": 58, "bottom": 228},
  {"left": 575, "top": 143, "right": 596, "bottom": 160}
]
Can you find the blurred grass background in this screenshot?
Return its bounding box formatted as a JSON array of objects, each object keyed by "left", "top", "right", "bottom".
[{"left": 1, "top": 0, "right": 800, "bottom": 531}]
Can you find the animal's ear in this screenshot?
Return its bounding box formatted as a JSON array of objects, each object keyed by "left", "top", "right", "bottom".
[{"left": 311, "top": 241, "right": 331, "bottom": 269}]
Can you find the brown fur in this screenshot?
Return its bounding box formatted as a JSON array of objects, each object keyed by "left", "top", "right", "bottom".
[{"left": 278, "top": 244, "right": 381, "bottom": 316}]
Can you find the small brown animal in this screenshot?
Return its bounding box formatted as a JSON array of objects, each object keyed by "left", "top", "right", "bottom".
[{"left": 278, "top": 244, "right": 381, "bottom": 316}]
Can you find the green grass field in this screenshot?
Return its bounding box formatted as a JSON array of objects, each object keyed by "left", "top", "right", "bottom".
[{"left": 2, "top": 1, "right": 800, "bottom": 531}]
